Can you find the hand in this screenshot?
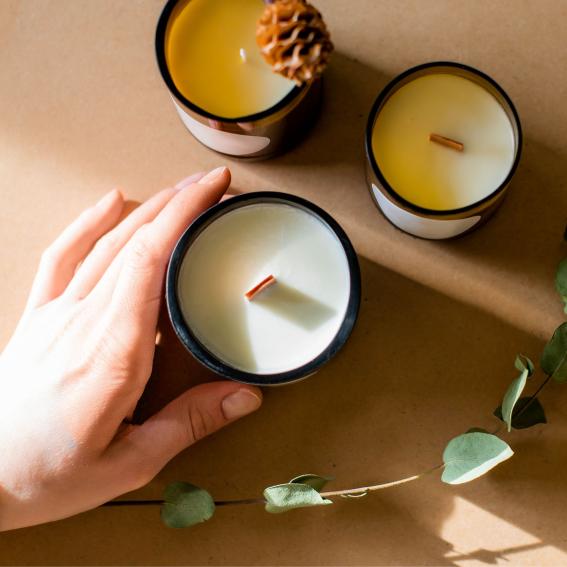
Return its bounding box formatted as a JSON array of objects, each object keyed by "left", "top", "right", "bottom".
[{"left": 0, "top": 167, "right": 262, "bottom": 531}]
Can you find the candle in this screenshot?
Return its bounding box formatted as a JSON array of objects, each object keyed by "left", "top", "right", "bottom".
[
  {"left": 366, "top": 62, "right": 522, "bottom": 239},
  {"left": 166, "top": 193, "right": 360, "bottom": 385},
  {"left": 166, "top": 0, "right": 294, "bottom": 118},
  {"left": 155, "top": 0, "right": 323, "bottom": 158}
]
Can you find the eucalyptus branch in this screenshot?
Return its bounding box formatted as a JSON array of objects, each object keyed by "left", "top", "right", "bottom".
[
  {"left": 103, "top": 499, "right": 163, "bottom": 507},
  {"left": 103, "top": 464, "right": 445, "bottom": 510},
  {"left": 319, "top": 464, "right": 445, "bottom": 498},
  {"left": 102, "top": 497, "right": 266, "bottom": 508}
]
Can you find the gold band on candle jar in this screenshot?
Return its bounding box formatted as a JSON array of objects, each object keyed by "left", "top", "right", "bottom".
[
  {"left": 155, "top": 0, "right": 323, "bottom": 160},
  {"left": 365, "top": 62, "right": 522, "bottom": 239}
]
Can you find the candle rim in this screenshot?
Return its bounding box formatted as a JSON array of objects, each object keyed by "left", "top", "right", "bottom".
[
  {"left": 155, "top": 0, "right": 305, "bottom": 123},
  {"left": 166, "top": 192, "right": 361, "bottom": 386},
  {"left": 365, "top": 61, "right": 523, "bottom": 217}
]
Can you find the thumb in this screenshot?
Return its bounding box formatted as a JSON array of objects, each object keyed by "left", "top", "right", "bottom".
[{"left": 112, "top": 382, "right": 262, "bottom": 484}]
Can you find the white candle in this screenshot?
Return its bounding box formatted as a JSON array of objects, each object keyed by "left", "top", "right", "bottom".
[{"left": 172, "top": 197, "right": 357, "bottom": 378}]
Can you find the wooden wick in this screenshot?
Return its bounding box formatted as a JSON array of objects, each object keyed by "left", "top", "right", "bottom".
[
  {"left": 429, "top": 133, "right": 464, "bottom": 152},
  {"left": 245, "top": 275, "right": 277, "bottom": 301}
]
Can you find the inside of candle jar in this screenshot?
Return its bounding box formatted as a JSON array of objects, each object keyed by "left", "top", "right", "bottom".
[
  {"left": 175, "top": 201, "right": 352, "bottom": 376},
  {"left": 162, "top": 0, "right": 296, "bottom": 120},
  {"left": 370, "top": 67, "right": 521, "bottom": 212}
]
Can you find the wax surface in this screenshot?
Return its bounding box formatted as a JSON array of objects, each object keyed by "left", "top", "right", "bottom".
[
  {"left": 178, "top": 203, "right": 351, "bottom": 375},
  {"left": 371, "top": 74, "right": 516, "bottom": 211},
  {"left": 166, "top": 0, "right": 295, "bottom": 118}
]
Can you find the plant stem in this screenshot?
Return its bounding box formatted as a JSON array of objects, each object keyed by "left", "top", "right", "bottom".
[
  {"left": 102, "top": 498, "right": 266, "bottom": 508},
  {"left": 214, "top": 498, "right": 266, "bottom": 507},
  {"left": 101, "top": 465, "right": 445, "bottom": 509},
  {"left": 319, "top": 463, "right": 445, "bottom": 498},
  {"left": 512, "top": 373, "right": 553, "bottom": 421},
  {"left": 102, "top": 500, "right": 163, "bottom": 507}
]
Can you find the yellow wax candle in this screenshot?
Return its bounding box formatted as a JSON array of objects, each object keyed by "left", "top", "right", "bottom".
[
  {"left": 371, "top": 74, "right": 516, "bottom": 211},
  {"left": 166, "top": 0, "right": 295, "bottom": 119}
]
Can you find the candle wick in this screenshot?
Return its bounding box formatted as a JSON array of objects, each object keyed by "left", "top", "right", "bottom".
[
  {"left": 239, "top": 48, "right": 248, "bottom": 63},
  {"left": 429, "top": 133, "right": 464, "bottom": 152},
  {"left": 245, "top": 275, "right": 277, "bottom": 301}
]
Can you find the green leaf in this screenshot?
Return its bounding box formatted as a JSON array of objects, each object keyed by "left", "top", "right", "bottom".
[
  {"left": 514, "top": 354, "right": 534, "bottom": 376},
  {"left": 161, "top": 482, "right": 215, "bottom": 528},
  {"left": 556, "top": 259, "right": 567, "bottom": 304},
  {"left": 501, "top": 368, "right": 530, "bottom": 432},
  {"left": 264, "top": 483, "right": 332, "bottom": 514},
  {"left": 494, "top": 397, "right": 547, "bottom": 429},
  {"left": 541, "top": 323, "right": 567, "bottom": 383},
  {"left": 442, "top": 432, "right": 514, "bottom": 485},
  {"left": 289, "top": 474, "right": 330, "bottom": 492}
]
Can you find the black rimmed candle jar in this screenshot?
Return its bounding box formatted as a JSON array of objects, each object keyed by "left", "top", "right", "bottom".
[
  {"left": 155, "top": 0, "right": 322, "bottom": 159},
  {"left": 365, "top": 62, "right": 522, "bottom": 239},
  {"left": 166, "top": 192, "right": 361, "bottom": 386}
]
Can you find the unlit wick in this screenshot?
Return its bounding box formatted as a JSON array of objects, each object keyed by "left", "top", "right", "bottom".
[
  {"left": 429, "top": 133, "right": 464, "bottom": 152},
  {"left": 245, "top": 274, "right": 277, "bottom": 301}
]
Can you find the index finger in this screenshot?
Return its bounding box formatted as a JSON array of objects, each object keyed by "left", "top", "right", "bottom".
[{"left": 104, "top": 166, "right": 230, "bottom": 357}]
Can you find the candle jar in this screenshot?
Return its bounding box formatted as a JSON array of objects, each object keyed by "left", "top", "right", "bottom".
[
  {"left": 365, "top": 62, "right": 522, "bottom": 239},
  {"left": 155, "top": 0, "right": 322, "bottom": 160},
  {"left": 166, "top": 192, "right": 361, "bottom": 386}
]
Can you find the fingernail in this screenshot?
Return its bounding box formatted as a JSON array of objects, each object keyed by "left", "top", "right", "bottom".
[
  {"left": 198, "top": 166, "right": 227, "bottom": 185},
  {"left": 175, "top": 172, "right": 206, "bottom": 190},
  {"left": 222, "top": 389, "right": 262, "bottom": 420},
  {"left": 96, "top": 188, "right": 122, "bottom": 209}
]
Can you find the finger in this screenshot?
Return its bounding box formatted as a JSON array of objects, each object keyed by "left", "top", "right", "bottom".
[
  {"left": 100, "top": 166, "right": 230, "bottom": 354},
  {"left": 68, "top": 173, "right": 207, "bottom": 299},
  {"left": 174, "top": 171, "right": 206, "bottom": 189},
  {"left": 107, "top": 382, "right": 262, "bottom": 485},
  {"left": 26, "top": 189, "right": 124, "bottom": 310},
  {"left": 66, "top": 188, "right": 177, "bottom": 299}
]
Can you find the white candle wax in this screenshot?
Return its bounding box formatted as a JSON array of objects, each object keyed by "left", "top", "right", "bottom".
[
  {"left": 371, "top": 73, "right": 516, "bottom": 210},
  {"left": 177, "top": 202, "right": 351, "bottom": 375}
]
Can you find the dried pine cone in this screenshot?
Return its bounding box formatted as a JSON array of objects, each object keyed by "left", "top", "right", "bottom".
[{"left": 256, "top": 0, "right": 334, "bottom": 86}]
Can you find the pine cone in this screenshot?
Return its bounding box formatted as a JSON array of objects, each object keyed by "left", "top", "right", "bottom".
[{"left": 256, "top": 0, "right": 334, "bottom": 86}]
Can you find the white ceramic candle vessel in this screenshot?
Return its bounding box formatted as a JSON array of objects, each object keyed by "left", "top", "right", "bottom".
[
  {"left": 366, "top": 62, "right": 522, "bottom": 239},
  {"left": 167, "top": 193, "right": 360, "bottom": 385}
]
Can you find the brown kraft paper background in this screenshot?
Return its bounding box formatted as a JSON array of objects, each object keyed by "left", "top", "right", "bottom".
[{"left": 1, "top": 1, "right": 567, "bottom": 565}]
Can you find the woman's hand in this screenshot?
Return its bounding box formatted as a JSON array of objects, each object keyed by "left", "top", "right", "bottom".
[{"left": 0, "top": 167, "right": 262, "bottom": 531}]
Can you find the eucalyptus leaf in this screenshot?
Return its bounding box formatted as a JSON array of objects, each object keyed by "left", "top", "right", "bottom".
[
  {"left": 555, "top": 258, "right": 567, "bottom": 306},
  {"left": 161, "top": 482, "right": 215, "bottom": 528},
  {"left": 514, "top": 354, "right": 534, "bottom": 376},
  {"left": 289, "top": 474, "right": 330, "bottom": 492},
  {"left": 442, "top": 432, "right": 513, "bottom": 485},
  {"left": 501, "top": 366, "right": 530, "bottom": 432},
  {"left": 494, "top": 397, "right": 547, "bottom": 429},
  {"left": 264, "top": 483, "right": 332, "bottom": 514},
  {"left": 541, "top": 322, "right": 567, "bottom": 383}
]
